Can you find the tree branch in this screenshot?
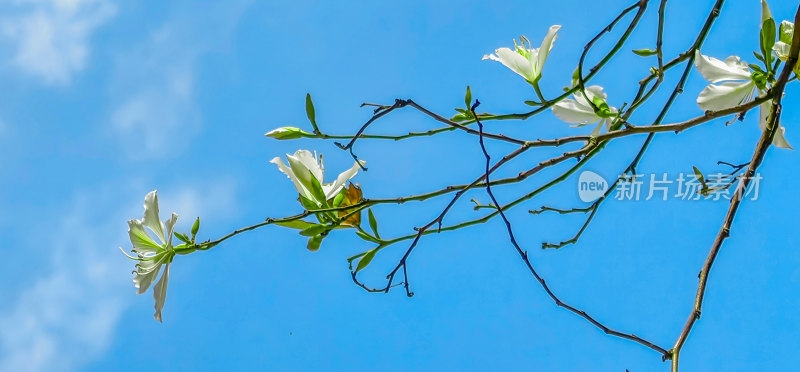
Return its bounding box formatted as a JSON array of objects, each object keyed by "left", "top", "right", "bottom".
[{"left": 669, "top": 4, "right": 800, "bottom": 370}]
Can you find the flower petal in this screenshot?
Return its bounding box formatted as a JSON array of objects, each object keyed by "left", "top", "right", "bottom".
[
  {"left": 286, "top": 150, "right": 323, "bottom": 194},
  {"left": 164, "top": 212, "right": 178, "bottom": 248},
  {"left": 553, "top": 85, "right": 618, "bottom": 127},
  {"left": 288, "top": 150, "right": 323, "bottom": 183},
  {"left": 583, "top": 85, "right": 608, "bottom": 102},
  {"left": 552, "top": 98, "right": 600, "bottom": 125},
  {"left": 694, "top": 50, "right": 752, "bottom": 83},
  {"left": 271, "top": 156, "right": 307, "bottom": 196},
  {"left": 481, "top": 53, "right": 501, "bottom": 62},
  {"left": 773, "top": 41, "right": 791, "bottom": 61},
  {"left": 696, "top": 81, "right": 755, "bottom": 111},
  {"left": 773, "top": 126, "right": 792, "bottom": 149},
  {"left": 153, "top": 261, "right": 171, "bottom": 322},
  {"left": 142, "top": 190, "right": 166, "bottom": 244},
  {"left": 778, "top": 20, "right": 794, "bottom": 44},
  {"left": 323, "top": 160, "right": 366, "bottom": 200},
  {"left": 759, "top": 101, "right": 793, "bottom": 149},
  {"left": 128, "top": 219, "right": 161, "bottom": 256},
  {"left": 534, "top": 25, "right": 561, "bottom": 78},
  {"left": 589, "top": 120, "right": 604, "bottom": 137},
  {"left": 487, "top": 47, "right": 535, "bottom": 82},
  {"left": 133, "top": 255, "right": 165, "bottom": 294},
  {"left": 758, "top": 101, "right": 771, "bottom": 132}
]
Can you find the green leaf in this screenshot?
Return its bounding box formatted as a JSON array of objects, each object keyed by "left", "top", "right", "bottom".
[
  {"left": 464, "top": 85, "right": 472, "bottom": 108},
  {"left": 347, "top": 252, "right": 367, "bottom": 270},
  {"left": 632, "top": 48, "right": 658, "bottom": 57},
  {"left": 355, "top": 248, "right": 378, "bottom": 273},
  {"left": 751, "top": 70, "right": 768, "bottom": 90},
  {"left": 332, "top": 191, "right": 345, "bottom": 207},
  {"left": 692, "top": 166, "right": 707, "bottom": 187},
  {"left": 761, "top": 18, "right": 777, "bottom": 67},
  {"left": 749, "top": 64, "right": 766, "bottom": 73},
  {"left": 299, "top": 224, "right": 329, "bottom": 237},
  {"left": 191, "top": 217, "right": 200, "bottom": 239},
  {"left": 299, "top": 195, "right": 320, "bottom": 211},
  {"left": 276, "top": 219, "right": 319, "bottom": 230},
  {"left": 367, "top": 209, "right": 380, "bottom": 238},
  {"left": 347, "top": 252, "right": 366, "bottom": 263},
  {"left": 355, "top": 230, "right": 381, "bottom": 244},
  {"left": 307, "top": 234, "right": 323, "bottom": 251},
  {"left": 307, "top": 170, "right": 327, "bottom": 206},
  {"left": 571, "top": 67, "right": 580, "bottom": 86},
  {"left": 753, "top": 51, "right": 766, "bottom": 64},
  {"left": 305, "top": 93, "right": 319, "bottom": 133},
  {"left": 452, "top": 106, "right": 474, "bottom": 122},
  {"left": 450, "top": 113, "right": 468, "bottom": 122},
  {"left": 174, "top": 232, "right": 192, "bottom": 244}
]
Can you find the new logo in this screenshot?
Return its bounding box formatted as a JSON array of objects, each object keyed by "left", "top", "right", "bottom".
[{"left": 578, "top": 171, "right": 608, "bottom": 202}]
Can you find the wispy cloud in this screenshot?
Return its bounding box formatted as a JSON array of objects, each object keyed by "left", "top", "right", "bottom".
[
  {"left": 0, "top": 181, "right": 238, "bottom": 372},
  {"left": 0, "top": 0, "right": 116, "bottom": 85},
  {"left": 0, "top": 2, "right": 250, "bottom": 370},
  {"left": 109, "top": 2, "right": 251, "bottom": 158},
  {"left": 109, "top": 27, "right": 199, "bottom": 157},
  {"left": 0, "top": 193, "right": 131, "bottom": 372}
]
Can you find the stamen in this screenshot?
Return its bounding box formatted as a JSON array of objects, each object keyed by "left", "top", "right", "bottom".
[{"left": 119, "top": 246, "right": 139, "bottom": 260}]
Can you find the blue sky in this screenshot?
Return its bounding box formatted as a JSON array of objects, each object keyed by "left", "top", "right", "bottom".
[{"left": 1, "top": 0, "right": 799, "bottom": 371}]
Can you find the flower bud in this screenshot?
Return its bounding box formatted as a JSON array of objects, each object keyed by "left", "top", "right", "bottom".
[{"left": 265, "top": 126, "right": 311, "bottom": 140}]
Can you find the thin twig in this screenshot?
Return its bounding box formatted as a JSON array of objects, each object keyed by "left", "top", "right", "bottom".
[{"left": 470, "top": 99, "right": 669, "bottom": 357}]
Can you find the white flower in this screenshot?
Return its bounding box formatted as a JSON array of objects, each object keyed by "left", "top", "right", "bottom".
[
  {"left": 125, "top": 190, "right": 178, "bottom": 322},
  {"left": 271, "top": 149, "right": 366, "bottom": 205},
  {"left": 773, "top": 20, "right": 794, "bottom": 61},
  {"left": 694, "top": 50, "right": 791, "bottom": 149},
  {"left": 482, "top": 25, "right": 561, "bottom": 84},
  {"left": 552, "top": 85, "right": 618, "bottom": 136}
]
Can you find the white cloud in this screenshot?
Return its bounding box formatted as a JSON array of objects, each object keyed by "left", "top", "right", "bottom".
[
  {"left": 0, "top": 196, "right": 129, "bottom": 372},
  {"left": 0, "top": 0, "right": 116, "bottom": 85},
  {"left": 109, "top": 2, "right": 250, "bottom": 158},
  {"left": 110, "top": 27, "right": 199, "bottom": 157},
  {"left": 167, "top": 180, "right": 239, "bottom": 228},
  {"left": 0, "top": 181, "right": 238, "bottom": 372},
  {"left": 0, "top": 2, "right": 250, "bottom": 368}
]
